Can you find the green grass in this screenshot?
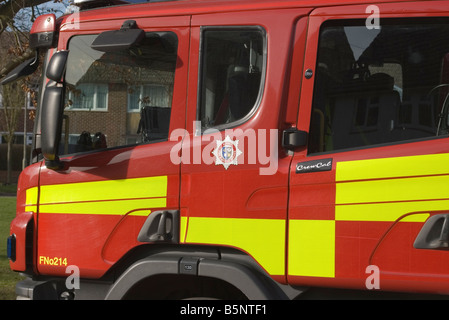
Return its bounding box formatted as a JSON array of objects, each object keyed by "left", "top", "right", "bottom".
[{"left": 0, "top": 197, "right": 24, "bottom": 300}]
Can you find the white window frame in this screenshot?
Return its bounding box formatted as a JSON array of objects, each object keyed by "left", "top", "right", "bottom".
[
  {"left": 67, "top": 83, "right": 108, "bottom": 111},
  {"left": 127, "top": 84, "right": 171, "bottom": 113}
]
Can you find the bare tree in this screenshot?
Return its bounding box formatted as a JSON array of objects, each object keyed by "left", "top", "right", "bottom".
[
  {"left": 0, "top": 0, "right": 60, "bottom": 183},
  {"left": 0, "top": 0, "right": 65, "bottom": 78},
  {"left": 1, "top": 80, "right": 26, "bottom": 184},
  {"left": 0, "top": 0, "right": 50, "bottom": 35}
]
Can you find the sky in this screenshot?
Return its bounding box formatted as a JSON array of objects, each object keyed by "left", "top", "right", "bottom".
[{"left": 13, "top": 0, "right": 72, "bottom": 31}]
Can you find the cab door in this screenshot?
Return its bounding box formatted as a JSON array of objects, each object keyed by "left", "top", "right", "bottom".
[
  {"left": 288, "top": 2, "right": 449, "bottom": 293},
  {"left": 36, "top": 16, "right": 190, "bottom": 278},
  {"left": 179, "top": 9, "right": 310, "bottom": 283}
]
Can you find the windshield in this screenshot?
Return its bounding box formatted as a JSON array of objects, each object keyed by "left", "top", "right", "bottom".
[{"left": 61, "top": 32, "right": 177, "bottom": 155}]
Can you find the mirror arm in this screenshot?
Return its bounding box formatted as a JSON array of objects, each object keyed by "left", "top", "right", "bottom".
[
  {"left": 0, "top": 50, "right": 39, "bottom": 85},
  {"left": 45, "top": 158, "right": 66, "bottom": 171}
]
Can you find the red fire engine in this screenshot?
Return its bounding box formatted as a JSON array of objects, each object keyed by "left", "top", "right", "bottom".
[{"left": 6, "top": 0, "right": 449, "bottom": 299}]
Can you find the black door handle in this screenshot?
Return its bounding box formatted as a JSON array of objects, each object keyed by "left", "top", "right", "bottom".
[
  {"left": 414, "top": 214, "right": 449, "bottom": 250},
  {"left": 137, "top": 210, "right": 179, "bottom": 243}
]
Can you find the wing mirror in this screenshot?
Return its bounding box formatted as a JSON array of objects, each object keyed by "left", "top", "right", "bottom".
[{"left": 0, "top": 52, "right": 39, "bottom": 85}]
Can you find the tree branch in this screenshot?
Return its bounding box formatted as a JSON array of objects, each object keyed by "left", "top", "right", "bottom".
[
  {"left": 0, "top": 47, "right": 35, "bottom": 78},
  {"left": 0, "top": 0, "right": 60, "bottom": 78},
  {"left": 0, "top": 0, "right": 49, "bottom": 32}
]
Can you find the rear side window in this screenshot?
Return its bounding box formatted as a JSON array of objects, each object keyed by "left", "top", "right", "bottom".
[
  {"left": 308, "top": 19, "right": 449, "bottom": 154},
  {"left": 198, "top": 28, "right": 266, "bottom": 130}
]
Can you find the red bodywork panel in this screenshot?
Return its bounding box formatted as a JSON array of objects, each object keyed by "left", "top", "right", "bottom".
[{"left": 10, "top": 163, "right": 41, "bottom": 272}]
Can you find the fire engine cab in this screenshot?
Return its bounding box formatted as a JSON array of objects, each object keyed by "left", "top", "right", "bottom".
[{"left": 6, "top": 0, "right": 449, "bottom": 299}]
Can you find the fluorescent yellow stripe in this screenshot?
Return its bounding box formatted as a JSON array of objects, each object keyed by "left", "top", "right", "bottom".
[
  {"left": 35, "top": 176, "right": 168, "bottom": 216},
  {"left": 180, "top": 216, "right": 188, "bottom": 243},
  {"left": 26, "top": 187, "right": 38, "bottom": 206},
  {"left": 288, "top": 219, "right": 335, "bottom": 278},
  {"left": 185, "top": 217, "right": 285, "bottom": 275},
  {"left": 287, "top": 154, "right": 449, "bottom": 280},
  {"left": 336, "top": 155, "right": 449, "bottom": 221},
  {"left": 400, "top": 213, "right": 429, "bottom": 222},
  {"left": 336, "top": 200, "right": 436, "bottom": 222},
  {"left": 25, "top": 205, "right": 37, "bottom": 213},
  {"left": 129, "top": 210, "right": 152, "bottom": 217},
  {"left": 336, "top": 153, "right": 449, "bottom": 181},
  {"left": 336, "top": 175, "right": 449, "bottom": 205},
  {"left": 24, "top": 187, "right": 38, "bottom": 213},
  {"left": 39, "top": 198, "right": 165, "bottom": 216},
  {"left": 40, "top": 176, "right": 167, "bottom": 204}
]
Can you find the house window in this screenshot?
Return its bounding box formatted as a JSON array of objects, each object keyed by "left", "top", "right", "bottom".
[
  {"left": 128, "top": 85, "right": 171, "bottom": 112},
  {"left": 67, "top": 83, "right": 108, "bottom": 111}
]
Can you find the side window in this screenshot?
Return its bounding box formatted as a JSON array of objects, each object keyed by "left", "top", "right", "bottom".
[
  {"left": 62, "top": 32, "right": 178, "bottom": 154},
  {"left": 198, "top": 28, "right": 265, "bottom": 129},
  {"left": 308, "top": 20, "right": 449, "bottom": 154}
]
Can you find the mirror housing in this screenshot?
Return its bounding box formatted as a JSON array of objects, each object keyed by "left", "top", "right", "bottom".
[
  {"left": 41, "top": 50, "right": 69, "bottom": 170},
  {"left": 30, "top": 14, "right": 56, "bottom": 49}
]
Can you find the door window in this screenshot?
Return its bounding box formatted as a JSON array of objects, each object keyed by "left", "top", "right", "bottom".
[
  {"left": 62, "top": 32, "right": 178, "bottom": 154},
  {"left": 308, "top": 19, "right": 449, "bottom": 154},
  {"left": 197, "top": 28, "right": 266, "bottom": 130}
]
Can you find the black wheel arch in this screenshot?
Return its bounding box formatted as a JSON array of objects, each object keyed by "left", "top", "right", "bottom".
[{"left": 103, "top": 244, "right": 298, "bottom": 300}]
